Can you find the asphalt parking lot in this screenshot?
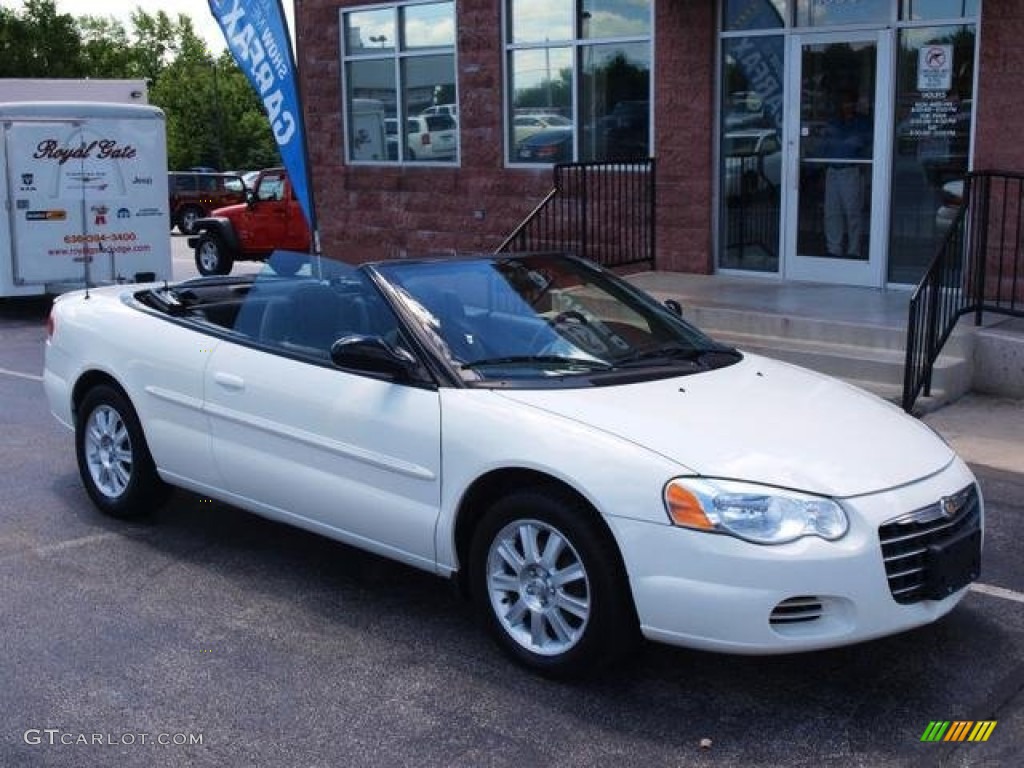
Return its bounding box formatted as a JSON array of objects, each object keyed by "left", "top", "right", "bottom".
[{"left": 1, "top": 237, "right": 1021, "bottom": 767}]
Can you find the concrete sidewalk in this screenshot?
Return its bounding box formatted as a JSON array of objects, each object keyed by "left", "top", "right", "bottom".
[{"left": 922, "top": 393, "right": 1024, "bottom": 475}]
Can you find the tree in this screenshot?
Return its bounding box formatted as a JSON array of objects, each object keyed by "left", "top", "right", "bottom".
[
  {"left": 0, "top": 2, "right": 279, "bottom": 172},
  {"left": 0, "top": 0, "right": 82, "bottom": 77}
]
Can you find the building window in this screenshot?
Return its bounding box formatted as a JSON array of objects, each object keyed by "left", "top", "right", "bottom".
[
  {"left": 719, "top": 35, "right": 784, "bottom": 273},
  {"left": 505, "top": 0, "right": 652, "bottom": 165},
  {"left": 341, "top": 2, "right": 458, "bottom": 165}
]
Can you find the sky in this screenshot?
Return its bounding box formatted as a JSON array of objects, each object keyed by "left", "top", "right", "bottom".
[{"left": 0, "top": 0, "right": 297, "bottom": 54}]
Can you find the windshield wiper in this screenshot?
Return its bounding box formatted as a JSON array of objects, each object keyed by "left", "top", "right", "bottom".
[
  {"left": 614, "top": 342, "right": 739, "bottom": 368},
  {"left": 460, "top": 355, "right": 613, "bottom": 370}
]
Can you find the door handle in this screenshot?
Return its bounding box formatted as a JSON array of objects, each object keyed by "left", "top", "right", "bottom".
[{"left": 213, "top": 372, "right": 245, "bottom": 391}]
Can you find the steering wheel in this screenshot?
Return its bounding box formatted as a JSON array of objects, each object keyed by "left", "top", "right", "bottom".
[{"left": 527, "top": 310, "right": 590, "bottom": 353}]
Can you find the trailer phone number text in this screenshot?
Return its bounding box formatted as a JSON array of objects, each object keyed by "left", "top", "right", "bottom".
[{"left": 63, "top": 232, "right": 139, "bottom": 244}]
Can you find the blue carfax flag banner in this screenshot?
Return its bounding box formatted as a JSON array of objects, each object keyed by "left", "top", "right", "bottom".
[{"left": 208, "top": 0, "right": 315, "bottom": 232}]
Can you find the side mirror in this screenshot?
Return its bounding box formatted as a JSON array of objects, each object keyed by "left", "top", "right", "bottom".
[
  {"left": 245, "top": 189, "right": 256, "bottom": 207},
  {"left": 664, "top": 299, "right": 683, "bottom": 317},
  {"left": 330, "top": 334, "right": 418, "bottom": 380}
]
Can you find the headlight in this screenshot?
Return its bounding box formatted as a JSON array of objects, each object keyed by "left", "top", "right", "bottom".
[{"left": 663, "top": 478, "right": 848, "bottom": 545}]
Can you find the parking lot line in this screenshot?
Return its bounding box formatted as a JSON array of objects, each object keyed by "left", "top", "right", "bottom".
[
  {"left": 970, "top": 582, "right": 1024, "bottom": 604},
  {"left": 32, "top": 532, "right": 124, "bottom": 555},
  {"left": 0, "top": 366, "right": 43, "bottom": 382}
]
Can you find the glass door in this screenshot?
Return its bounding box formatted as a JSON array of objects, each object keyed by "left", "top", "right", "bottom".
[{"left": 785, "top": 30, "right": 892, "bottom": 286}]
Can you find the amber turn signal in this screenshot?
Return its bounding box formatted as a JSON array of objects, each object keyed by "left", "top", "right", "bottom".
[{"left": 664, "top": 483, "right": 714, "bottom": 530}]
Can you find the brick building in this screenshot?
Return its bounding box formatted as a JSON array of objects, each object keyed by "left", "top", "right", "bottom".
[{"left": 294, "top": 0, "right": 1018, "bottom": 290}]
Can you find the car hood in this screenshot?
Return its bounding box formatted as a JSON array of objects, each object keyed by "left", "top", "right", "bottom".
[{"left": 494, "top": 355, "right": 954, "bottom": 498}]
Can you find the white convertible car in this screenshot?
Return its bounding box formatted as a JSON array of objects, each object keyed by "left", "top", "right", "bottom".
[{"left": 44, "top": 252, "right": 983, "bottom": 676}]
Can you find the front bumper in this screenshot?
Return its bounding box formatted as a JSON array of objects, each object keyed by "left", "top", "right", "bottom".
[{"left": 609, "top": 458, "right": 982, "bottom": 654}]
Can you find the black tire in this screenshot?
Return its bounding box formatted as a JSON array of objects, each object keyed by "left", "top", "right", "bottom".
[
  {"left": 194, "top": 233, "right": 234, "bottom": 276},
  {"left": 177, "top": 205, "right": 204, "bottom": 236},
  {"left": 469, "top": 487, "right": 638, "bottom": 678},
  {"left": 75, "top": 385, "right": 170, "bottom": 519}
]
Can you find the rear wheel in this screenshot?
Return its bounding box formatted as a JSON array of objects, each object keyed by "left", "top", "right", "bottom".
[
  {"left": 75, "top": 385, "right": 169, "bottom": 519},
  {"left": 469, "top": 487, "right": 638, "bottom": 677},
  {"left": 195, "top": 234, "right": 234, "bottom": 276}
]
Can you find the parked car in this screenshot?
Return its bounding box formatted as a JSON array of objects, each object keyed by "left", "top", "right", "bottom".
[
  {"left": 405, "top": 114, "right": 457, "bottom": 161},
  {"left": 44, "top": 252, "right": 983, "bottom": 677},
  {"left": 723, "top": 129, "right": 783, "bottom": 199},
  {"left": 513, "top": 113, "right": 572, "bottom": 145},
  {"left": 168, "top": 171, "right": 247, "bottom": 235},
  {"left": 187, "top": 167, "right": 310, "bottom": 276},
  {"left": 515, "top": 127, "right": 573, "bottom": 163}
]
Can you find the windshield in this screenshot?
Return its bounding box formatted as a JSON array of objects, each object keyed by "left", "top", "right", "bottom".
[{"left": 373, "top": 253, "right": 739, "bottom": 385}]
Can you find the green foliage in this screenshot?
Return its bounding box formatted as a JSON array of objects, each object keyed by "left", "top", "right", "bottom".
[
  {"left": 0, "top": 2, "right": 280, "bottom": 172},
  {"left": 0, "top": 0, "right": 83, "bottom": 77}
]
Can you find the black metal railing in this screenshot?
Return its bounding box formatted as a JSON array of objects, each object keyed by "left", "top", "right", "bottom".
[
  {"left": 723, "top": 154, "right": 780, "bottom": 264},
  {"left": 903, "top": 170, "right": 1024, "bottom": 412},
  {"left": 496, "top": 158, "right": 656, "bottom": 270}
]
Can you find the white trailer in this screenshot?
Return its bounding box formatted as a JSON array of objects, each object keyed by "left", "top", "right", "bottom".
[
  {"left": 0, "top": 79, "right": 148, "bottom": 104},
  {"left": 0, "top": 102, "right": 172, "bottom": 297}
]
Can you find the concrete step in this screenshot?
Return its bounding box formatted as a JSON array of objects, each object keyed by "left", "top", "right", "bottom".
[
  {"left": 708, "top": 325, "right": 970, "bottom": 399},
  {"left": 679, "top": 304, "right": 976, "bottom": 358}
]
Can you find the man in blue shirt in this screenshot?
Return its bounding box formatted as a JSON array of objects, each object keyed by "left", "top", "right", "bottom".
[{"left": 821, "top": 89, "right": 872, "bottom": 258}]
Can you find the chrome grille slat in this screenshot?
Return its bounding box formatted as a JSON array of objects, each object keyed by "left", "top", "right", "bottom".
[
  {"left": 769, "top": 596, "right": 824, "bottom": 625},
  {"left": 887, "top": 565, "right": 926, "bottom": 580},
  {"left": 891, "top": 583, "right": 924, "bottom": 596},
  {"left": 878, "top": 484, "right": 980, "bottom": 605},
  {"left": 880, "top": 518, "right": 960, "bottom": 546},
  {"left": 883, "top": 547, "right": 927, "bottom": 563}
]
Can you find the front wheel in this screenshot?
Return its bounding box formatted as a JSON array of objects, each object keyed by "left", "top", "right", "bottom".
[
  {"left": 75, "top": 385, "right": 169, "bottom": 519},
  {"left": 469, "top": 488, "right": 638, "bottom": 677},
  {"left": 195, "top": 234, "right": 234, "bottom": 276}
]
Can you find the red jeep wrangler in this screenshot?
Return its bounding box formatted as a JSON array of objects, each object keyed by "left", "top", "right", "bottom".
[{"left": 188, "top": 168, "right": 311, "bottom": 276}]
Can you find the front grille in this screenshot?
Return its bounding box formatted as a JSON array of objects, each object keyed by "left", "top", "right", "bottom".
[
  {"left": 770, "top": 596, "right": 823, "bottom": 625},
  {"left": 879, "top": 484, "right": 981, "bottom": 605}
]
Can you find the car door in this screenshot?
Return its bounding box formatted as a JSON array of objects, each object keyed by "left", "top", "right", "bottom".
[
  {"left": 202, "top": 279, "right": 443, "bottom": 570},
  {"left": 243, "top": 170, "right": 306, "bottom": 253}
]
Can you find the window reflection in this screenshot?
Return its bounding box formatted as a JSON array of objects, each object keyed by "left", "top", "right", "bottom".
[
  {"left": 720, "top": 36, "right": 784, "bottom": 272},
  {"left": 888, "top": 25, "right": 975, "bottom": 284},
  {"left": 901, "top": 0, "right": 978, "bottom": 20},
  {"left": 795, "top": 0, "right": 890, "bottom": 26},
  {"left": 347, "top": 61, "right": 397, "bottom": 162},
  {"left": 403, "top": 2, "right": 455, "bottom": 49},
  {"left": 509, "top": 48, "right": 574, "bottom": 163},
  {"left": 346, "top": 9, "right": 396, "bottom": 53},
  {"left": 581, "top": 0, "right": 651, "bottom": 39},
  {"left": 506, "top": 0, "right": 652, "bottom": 164},
  {"left": 579, "top": 44, "right": 650, "bottom": 161},
  {"left": 403, "top": 56, "right": 458, "bottom": 162},
  {"left": 342, "top": 2, "right": 458, "bottom": 165},
  {"left": 723, "top": 0, "right": 786, "bottom": 31},
  {"left": 509, "top": 0, "right": 573, "bottom": 43}
]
